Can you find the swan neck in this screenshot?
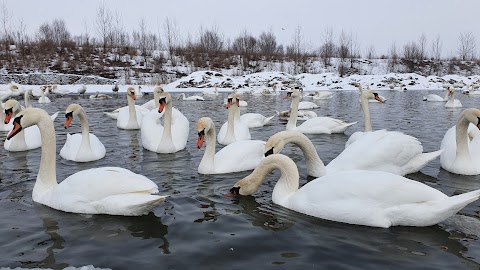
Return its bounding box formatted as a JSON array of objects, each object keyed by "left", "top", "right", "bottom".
[
  {"left": 24, "top": 93, "right": 31, "bottom": 108},
  {"left": 234, "top": 103, "right": 240, "bottom": 122},
  {"left": 35, "top": 113, "right": 58, "bottom": 197},
  {"left": 360, "top": 94, "right": 372, "bottom": 132},
  {"left": 154, "top": 91, "right": 160, "bottom": 108},
  {"left": 159, "top": 100, "right": 174, "bottom": 149},
  {"left": 201, "top": 124, "right": 217, "bottom": 168},
  {"left": 127, "top": 94, "right": 137, "bottom": 124},
  {"left": 286, "top": 96, "right": 299, "bottom": 129},
  {"left": 225, "top": 105, "right": 236, "bottom": 141},
  {"left": 285, "top": 132, "right": 326, "bottom": 176},
  {"left": 78, "top": 109, "right": 91, "bottom": 148},
  {"left": 456, "top": 116, "right": 470, "bottom": 159}
]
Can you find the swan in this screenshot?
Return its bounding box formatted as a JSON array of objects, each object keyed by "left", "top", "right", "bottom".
[
  {"left": 423, "top": 88, "right": 449, "bottom": 101},
  {"left": 202, "top": 85, "right": 219, "bottom": 96},
  {"left": 232, "top": 94, "right": 274, "bottom": 128},
  {"left": 0, "top": 84, "right": 20, "bottom": 100},
  {"left": 197, "top": 117, "right": 265, "bottom": 174},
  {"left": 293, "top": 101, "right": 319, "bottom": 110},
  {"left": 277, "top": 109, "right": 317, "bottom": 121},
  {"left": 3, "top": 99, "right": 58, "bottom": 151},
  {"left": 24, "top": 90, "right": 33, "bottom": 108},
  {"left": 265, "top": 130, "right": 440, "bottom": 177},
  {"left": 112, "top": 83, "right": 119, "bottom": 96},
  {"left": 0, "top": 102, "right": 13, "bottom": 132},
  {"left": 6, "top": 108, "right": 166, "bottom": 216},
  {"left": 218, "top": 94, "right": 251, "bottom": 145},
  {"left": 77, "top": 84, "right": 87, "bottom": 97},
  {"left": 116, "top": 87, "right": 144, "bottom": 130},
  {"left": 285, "top": 88, "right": 356, "bottom": 134},
  {"left": 104, "top": 87, "right": 154, "bottom": 119},
  {"left": 50, "top": 85, "right": 72, "bottom": 96},
  {"left": 38, "top": 87, "right": 51, "bottom": 104},
  {"left": 89, "top": 91, "right": 112, "bottom": 100},
  {"left": 440, "top": 108, "right": 480, "bottom": 175},
  {"left": 140, "top": 86, "right": 164, "bottom": 111},
  {"left": 307, "top": 91, "right": 333, "bottom": 100},
  {"left": 223, "top": 97, "right": 248, "bottom": 107},
  {"left": 135, "top": 85, "right": 143, "bottom": 97},
  {"left": 445, "top": 87, "right": 462, "bottom": 108},
  {"left": 60, "top": 104, "right": 106, "bottom": 162},
  {"left": 229, "top": 154, "right": 480, "bottom": 228},
  {"left": 141, "top": 91, "right": 189, "bottom": 153},
  {"left": 177, "top": 93, "right": 205, "bottom": 101}
]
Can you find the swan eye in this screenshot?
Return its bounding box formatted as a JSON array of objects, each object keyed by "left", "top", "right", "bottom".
[
  {"left": 227, "top": 98, "right": 232, "bottom": 103},
  {"left": 65, "top": 111, "right": 73, "bottom": 119},
  {"left": 13, "top": 115, "right": 23, "bottom": 124},
  {"left": 286, "top": 92, "right": 292, "bottom": 97},
  {"left": 265, "top": 147, "right": 274, "bottom": 157},
  {"left": 5, "top": 107, "right": 12, "bottom": 115},
  {"left": 477, "top": 117, "right": 480, "bottom": 129},
  {"left": 229, "top": 187, "right": 240, "bottom": 195},
  {"left": 198, "top": 130, "right": 205, "bottom": 137}
]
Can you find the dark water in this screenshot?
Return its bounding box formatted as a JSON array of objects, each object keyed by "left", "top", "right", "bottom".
[{"left": 1, "top": 90, "right": 480, "bottom": 269}]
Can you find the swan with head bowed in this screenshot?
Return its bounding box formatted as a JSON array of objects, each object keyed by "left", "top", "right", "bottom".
[
  {"left": 141, "top": 91, "right": 189, "bottom": 153},
  {"left": 117, "top": 87, "right": 144, "bottom": 129},
  {"left": 440, "top": 108, "right": 480, "bottom": 175},
  {"left": 233, "top": 94, "right": 274, "bottom": 128},
  {"left": 177, "top": 93, "right": 205, "bottom": 101},
  {"left": 6, "top": 108, "right": 166, "bottom": 215},
  {"left": 3, "top": 99, "right": 58, "bottom": 151},
  {"left": 265, "top": 130, "right": 439, "bottom": 177},
  {"left": 89, "top": 91, "right": 112, "bottom": 100},
  {"left": 444, "top": 87, "right": 462, "bottom": 108},
  {"left": 277, "top": 109, "right": 317, "bottom": 121},
  {"left": 217, "top": 94, "right": 251, "bottom": 145},
  {"left": 229, "top": 154, "right": 480, "bottom": 228},
  {"left": 197, "top": 117, "right": 265, "bottom": 174},
  {"left": 423, "top": 88, "right": 449, "bottom": 102},
  {"left": 60, "top": 104, "right": 106, "bottom": 162},
  {"left": 285, "top": 88, "right": 356, "bottom": 134}
]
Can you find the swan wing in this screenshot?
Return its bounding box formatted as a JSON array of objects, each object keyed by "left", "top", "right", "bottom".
[{"left": 212, "top": 140, "right": 265, "bottom": 173}]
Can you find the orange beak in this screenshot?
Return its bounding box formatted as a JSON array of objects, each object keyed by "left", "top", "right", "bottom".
[
  {"left": 130, "top": 93, "right": 136, "bottom": 100},
  {"left": 197, "top": 133, "right": 205, "bottom": 149},
  {"left": 7, "top": 121, "right": 22, "bottom": 140},
  {"left": 158, "top": 99, "right": 166, "bottom": 113},
  {"left": 226, "top": 101, "right": 231, "bottom": 109},
  {"left": 64, "top": 116, "right": 73, "bottom": 129},
  {"left": 4, "top": 111, "right": 12, "bottom": 124},
  {"left": 283, "top": 92, "right": 292, "bottom": 100},
  {"left": 375, "top": 96, "right": 385, "bottom": 103}
]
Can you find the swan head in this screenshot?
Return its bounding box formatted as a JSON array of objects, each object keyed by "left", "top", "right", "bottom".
[
  {"left": 264, "top": 131, "right": 304, "bottom": 157},
  {"left": 363, "top": 91, "right": 384, "bottom": 103},
  {"left": 127, "top": 87, "right": 136, "bottom": 100},
  {"left": 9, "top": 85, "right": 18, "bottom": 91},
  {"left": 64, "top": 103, "right": 83, "bottom": 128},
  {"left": 233, "top": 93, "right": 241, "bottom": 107},
  {"left": 158, "top": 92, "right": 171, "bottom": 113},
  {"left": 153, "top": 86, "right": 164, "bottom": 94},
  {"left": 226, "top": 94, "right": 234, "bottom": 108},
  {"left": 459, "top": 108, "right": 480, "bottom": 129},
  {"left": 4, "top": 99, "right": 21, "bottom": 124},
  {"left": 7, "top": 108, "right": 46, "bottom": 140},
  {"left": 196, "top": 117, "right": 213, "bottom": 149},
  {"left": 284, "top": 88, "right": 300, "bottom": 100},
  {"left": 353, "top": 83, "right": 363, "bottom": 93}
]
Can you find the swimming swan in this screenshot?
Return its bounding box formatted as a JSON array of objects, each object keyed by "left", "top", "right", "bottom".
[
  {"left": 229, "top": 154, "right": 480, "bottom": 228},
  {"left": 6, "top": 108, "right": 166, "bottom": 216}
]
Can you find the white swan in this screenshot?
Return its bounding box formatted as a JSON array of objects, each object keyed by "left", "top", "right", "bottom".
[
  {"left": 307, "top": 91, "right": 333, "bottom": 100},
  {"left": 135, "top": 86, "right": 143, "bottom": 97},
  {"left": 77, "top": 84, "right": 87, "bottom": 96},
  {"left": 445, "top": 87, "right": 462, "bottom": 108},
  {"left": 117, "top": 87, "right": 144, "bottom": 130},
  {"left": 50, "top": 85, "right": 72, "bottom": 96},
  {"left": 218, "top": 94, "right": 251, "bottom": 145},
  {"left": 112, "top": 83, "right": 119, "bottom": 96},
  {"left": 141, "top": 91, "right": 189, "bottom": 153},
  {"left": 24, "top": 90, "right": 33, "bottom": 108},
  {"left": 232, "top": 94, "right": 274, "bottom": 128},
  {"left": 89, "top": 91, "right": 112, "bottom": 100},
  {"left": 38, "top": 87, "right": 51, "bottom": 104},
  {"left": 177, "top": 93, "right": 205, "bottom": 101},
  {"left": 266, "top": 130, "right": 440, "bottom": 177},
  {"left": 423, "top": 88, "right": 449, "bottom": 102},
  {"left": 202, "top": 85, "right": 219, "bottom": 96},
  {"left": 3, "top": 99, "right": 58, "bottom": 151},
  {"left": 223, "top": 97, "right": 248, "bottom": 107},
  {"left": 0, "top": 84, "right": 20, "bottom": 100},
  {"left": 285, "top": 88, "right": 356, "bottom": 134},
  {"left": 141, "top": 86, "right": 164, "bottom": 110},
  {"left": 0, "top": 102, "right": 13, "bottom": 131},
  {"left": 292, "top": 101, "right": 319, "bottom": 110},
  {"left": 197, "top": 117, "right": 265, "bottom": 174},
  {"left": 229, "top": 154, "right": 480, "bottom": 228},
  {"left": 60, "top": 104, "right": 106, "bottom": 162},
  {"left": 440, "top": 108, "right": 480, "bottom": 175},
  {"left": 277, "top": 109, "right": 317, "bottom": 121},
  {"left": 6, "top": 108, "right": 166, "bottom": 216}
]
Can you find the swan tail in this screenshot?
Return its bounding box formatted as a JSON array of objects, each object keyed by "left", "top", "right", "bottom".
[
  {"left": 95, "top": 193, "right": 167, "bottom": 216},
  {"left": 345, "top": 121, "right": 358, "bottom": 127},
  {"left": 402, "top": 149, "right": 443, "bottom": 175},
  {"left": 50, "top": 111, "right": 59, "bottom": 121},
  {"left": 104, "top": 111, "right": 118, "bottom": 120},
  {"left": 263, "top": 115, "right": 275, "bottom": 125}
]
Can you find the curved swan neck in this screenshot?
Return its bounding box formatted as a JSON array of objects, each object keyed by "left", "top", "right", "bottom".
[
  {"left": 456, "top": 115, "right": 471, "bottom": 159},
  {"left": 286, "top": 95, "right": 299, "bottom": 129},
  {"left": 449, "top": 90, "right": 455, "bottom": 102},
  {"left": 154, "top": 91, "right": 160, "bottom": 108},
  {"left": 240, "top": 155, "right": 299, "bottom": 205},
  {"left": 127, "top": 94, "right": 137, "bottom": 124},
  {"left": 360, "top": 93, "right": 373, "bottom": 132},
  {"left": 34, "top": 111, "right": 58, "bottom": 198},
  {"left": 78, "top": 108, "right": 91, "bottom": 148},
  {"left": 280, "top": 132, "right": 326, "bottom": 176}
]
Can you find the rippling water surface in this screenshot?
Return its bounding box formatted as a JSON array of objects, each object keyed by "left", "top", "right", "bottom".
[{"left": 1, "top": 90, "right": 480, "bottom": 269}]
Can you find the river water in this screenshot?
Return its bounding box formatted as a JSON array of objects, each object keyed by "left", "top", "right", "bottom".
[{"left": 0, "top": 90, "right": 479, "bottom": 269}]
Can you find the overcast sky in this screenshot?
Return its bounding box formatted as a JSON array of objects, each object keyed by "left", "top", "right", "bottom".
[{"left": 4, "top": 0, "right": 480, "bottom": 57}]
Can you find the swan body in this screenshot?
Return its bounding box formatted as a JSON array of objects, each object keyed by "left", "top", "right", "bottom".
[
  {"left": 440, "top": 108, "right": 480, "bottom": 175},
  {"left": 141, "top": 91, "right": 189, "bottom": 153},
  {"left": 423, "top": 89, "right": 449, "bottom": 102},
  {"left": 0, "top": 84, "right": 22, "bottom": 100},
  {"left": 445, "top": 87, "right": 462, "bottom": 108},
  {"left": 89, "top": 91, "right": 112, "bottom": 100},
  {"left": 286, "top": 88, "right": 356, "bottom": 134},
  {"left": 197, "top": 117, "right": 265, "bottom": 174},
  {"left": 240, "top": 113, "right": 275, "bottom": 128},
  {"left": 307, "top": 91, "right": 333, "bottom": 100},
  {"left": 117, "top": 87, "right": 143, "bottom": 129},
  {"left": 50, "top": 85, "right": 72, "bottom": 96},
  {"left": 6, "top": 108, "right": 166, "bottom": 216},
  {"left": 202, "top": 85, "right": 219, "bottom": 96},
  {"left": 60, "top": 104, "right": 106, "bottom": 162},
  {"left": 177, "top": 93, "right": 205, "bottom": 101},
  {"left": 3, "top": 99, "right": 57, "bottom": 151},
  {"left": 230, "top": 154, "right": 480, "bottom": 228},
  {"left": 38, "top": 87, "right": 51, "bottom": 104},
  {"left": 277, "top": 109, "right": 317, "bottom": 121},
  {"left": 77, "top": 84, "right": 87, "bottom": 95},
  {"left": 292, "top": 101, "right": 319, "bottom": 110},
  {"left": 104, "top": 105, "right": 149, "bottom": 120},
  {"left": 218, "top": 94, "right": 251, "bottom": 145}
]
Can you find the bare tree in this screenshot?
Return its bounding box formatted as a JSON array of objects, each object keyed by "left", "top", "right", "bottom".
[
  {"left": 163, "top": 17, "right": 179, "bottom": 57},
  {"left": 388, "top": 41, "right": 398, "bottom": 72},
  {"left": 95, "top": 1, "right": 112, "bottom": 51},
  {"left": 365, "top": 45, "right": 376, "bottom": 60},
  {"left": 458, "top": 32, "right": 476, "bottom": 61},
  {"left": 319, "top": 27, "right": 335, "bottom": 66},
  {"left": 0, "top": 2, "right": 12, "bottom": 59},
  {"left": 430, "top": 34, "right": 442, "bottom": 75},
  {"left": 347, "top": 31, "right": 359, "bottom": 68},
  {"left": 337, "top": 30, "right": 350, "bottom": 76},
  {"left": 198, "top": 25, "right": 224, "bottom": 55},
  {"left": 258, "top": 30, "right": 277, "bottom": 58},
  {"left": 290, "top": 24, "right": 304, "bottom": 60},
  {"left": 417, "top": 33, "right": 427, "bottom": 60}
]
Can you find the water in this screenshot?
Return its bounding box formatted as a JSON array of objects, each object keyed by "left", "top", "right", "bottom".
[{"left": 1, "top": 90, "right": 480, "bottom": 269}]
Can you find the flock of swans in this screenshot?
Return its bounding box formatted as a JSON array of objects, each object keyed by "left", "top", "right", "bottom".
[{"left": 1, "top": 82, "right": 480, "bottom": 229}]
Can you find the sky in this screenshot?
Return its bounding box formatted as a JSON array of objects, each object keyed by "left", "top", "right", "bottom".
[{"left": 3, "top": 0, "right": 480, "bottom": 58}]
